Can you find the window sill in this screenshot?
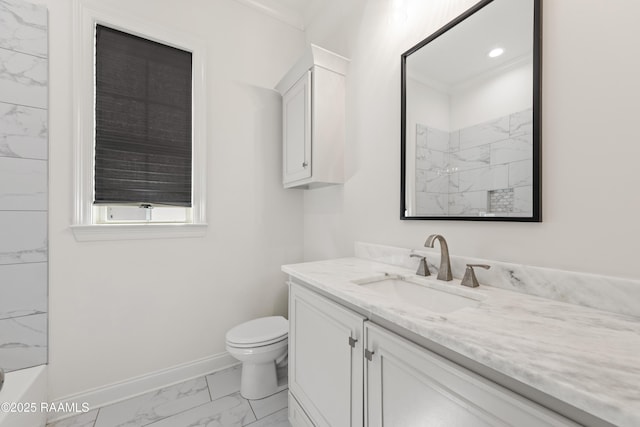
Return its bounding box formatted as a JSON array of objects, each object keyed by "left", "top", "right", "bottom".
[{"left": 71, "top": 223, "right": 207, "bottom": 242}]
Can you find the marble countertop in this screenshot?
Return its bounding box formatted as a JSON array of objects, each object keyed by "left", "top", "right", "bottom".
[{"left": 282, "top": 257, "right": 640, "bottom": 427}]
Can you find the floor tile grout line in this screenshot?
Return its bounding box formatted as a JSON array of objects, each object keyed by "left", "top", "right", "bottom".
[
  {"left": 90, "top": 406, "right": 100, "bottom": 427},
  {"left": 45, "top": 405, "right": 100, "bottom": 427},
  {"left": 205, "top": 374, "right": 214, "bottom": 403},
  {"left": 135, "top": 376, "right": 215, "bottom": 427},
  {"left": 205, "top": 366, "right": 248, "bottom": 402},
  {"left": 248, "top": 398, "right": 258, "bottom": 422},
  {"left": 249, "top": 389, "right": 289, "bottom": 421},
  {"left": 243, "top": 407, "right": 289, "bottom": 426}
]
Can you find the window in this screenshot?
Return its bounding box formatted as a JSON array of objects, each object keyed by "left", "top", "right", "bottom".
[
  {"left": 72, "top": 3, "right": 206, "bottom": 240},
  {"left": 94, "top": 25, "right": 192, "bottom": 218}
]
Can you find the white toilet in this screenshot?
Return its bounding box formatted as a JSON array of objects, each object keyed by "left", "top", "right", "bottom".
[{"left": 225, "top": 316, "right": 288, "bottom": 400}]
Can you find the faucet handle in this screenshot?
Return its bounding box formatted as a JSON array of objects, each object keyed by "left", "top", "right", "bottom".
[
  {"left": 410, "top": 254, "right": 431, "bottom": 277},
  {"left": 461, "top": 264, "right": 490, "bottom": 288}
]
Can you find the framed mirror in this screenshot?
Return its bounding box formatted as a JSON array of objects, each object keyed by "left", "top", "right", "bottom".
[{"left": 401, "top": 0, "right": 541, "bottom": 221}]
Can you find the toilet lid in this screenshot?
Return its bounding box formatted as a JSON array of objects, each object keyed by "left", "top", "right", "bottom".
[{"left": 226, "top": 316, "right": 288, "bottom": 346}]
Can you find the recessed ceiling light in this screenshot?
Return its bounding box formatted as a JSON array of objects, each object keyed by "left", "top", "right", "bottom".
[{"left": 488, "top": 47, "right": 504, "bottom": 58}]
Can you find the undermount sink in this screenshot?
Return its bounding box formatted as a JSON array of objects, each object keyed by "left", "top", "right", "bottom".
[{"left": 351, "top": 274, "right": 483, "bottom": 313}]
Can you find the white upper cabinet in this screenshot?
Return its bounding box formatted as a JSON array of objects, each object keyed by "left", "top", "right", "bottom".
[
  {"left": 277, "top": 45, "right": 348, "bottom": 189},
  {"left": 282, "top": 72, "right": 312, "bottom": 184}
]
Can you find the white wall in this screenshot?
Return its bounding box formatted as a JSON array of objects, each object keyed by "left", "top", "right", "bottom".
[
  {"left": 303, "top": 0, "right": 640, "bottom": 281},
  {"left": 450, "top": 58, "right": 532, "bottom": 130},
  {"left": 404, "top": 77, "right": 450, "bottom": 214},
  {"left": 407, "top": 59, "right": 532, "bottom": 134},
  {"left": 407, "top": 77, "right": 450, "bottom": 132},
  {"left": 35, "top": 0, "right": 306, "bottom": 400}
]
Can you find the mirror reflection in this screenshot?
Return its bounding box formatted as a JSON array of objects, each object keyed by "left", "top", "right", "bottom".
[{"left": 402, "top": 0, "right": 540, "bottom": 220}]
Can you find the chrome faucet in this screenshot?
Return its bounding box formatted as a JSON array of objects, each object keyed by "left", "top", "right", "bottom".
[
  {"left": 461, "top": 264, "right": 490, "bottom": 288},
  {"left": 410, "top": 254, "right": 430, "bottom": 276},
  {"left": 424, "top": 234, "right": 452, "bottom": 281}
]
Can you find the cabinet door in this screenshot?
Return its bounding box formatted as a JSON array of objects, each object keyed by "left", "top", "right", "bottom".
[
  {"left": 365, "top": 323, "right": 578, "bottom": 427},
  {"left": 282, "top": 71, "right": 312, "bottom": 185},
  {"left": 289, "top": 282, "right": 365, "bottom": 427},
  {"left": 288, "top": 392, "right": 316, "bottom": 427}
]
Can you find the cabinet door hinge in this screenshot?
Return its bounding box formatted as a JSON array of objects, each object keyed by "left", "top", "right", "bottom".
[
  {"left": 365, "top": 349, "right": 375, "bottom": 361},
  {"left": 348, "top": 336, "right": 357, "bottom": 348}
]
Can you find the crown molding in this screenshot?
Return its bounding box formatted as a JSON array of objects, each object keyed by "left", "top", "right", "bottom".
[{"left": 232, "top": 0, "right": 305, "bottom": 30}]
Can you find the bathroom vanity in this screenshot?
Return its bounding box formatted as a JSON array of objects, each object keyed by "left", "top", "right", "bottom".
[{"left": 283, "top": 243, "right": 640, "bottom": 427}]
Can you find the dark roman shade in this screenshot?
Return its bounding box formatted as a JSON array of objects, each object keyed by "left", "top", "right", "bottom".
[{"left": 94, "top": 25, "right": 193, "bottom": 207}]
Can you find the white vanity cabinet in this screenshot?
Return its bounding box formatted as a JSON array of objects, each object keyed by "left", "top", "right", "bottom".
[
  {"left": 276, "top": 45, "right": 348, "bottom": 189},
  {"left": 288, "top": 282, "right": 365, "bottom": 426},
  {"left": 288, "top": 280, "right": 579, "bottom": 427},
  {"left": 364, "top": 322, "right": 578, "bottom": 427}
]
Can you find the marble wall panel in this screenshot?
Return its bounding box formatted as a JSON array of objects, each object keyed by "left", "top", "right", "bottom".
[
  {"left": 416, "top": 146, "right": 447, "bottom": 172},
  {"left": 449, "top": 130, "right": 460, "bottom": 151},
  {"left": 0, "top": 0, "right": 48, "bottom": 372},
  {"left": 513, "top": 185, "right": 533, "bottom": 214},
  {"left": 414, "top": 108, "right": 533, "bottom": 216},
  {"left": 0, "top": 313, "right": 47, "bottom": 371},
  {"left": 416, "top": 192, "right": 447, "bottom": 216},
  {"left": 457, "top": 164, "right": 509, "bottom": 193},
  {"left": 0, "top": 101, "right": 47, "bottom": 159},
  {"left": 415, "top": 169, "right": 428, "bottom": 192},
  {"left": 449, "top": 144, "right": 490, "bottom": 172},
  {"left": 448, "top": 190, "right": 487, "bottom": 216},
  {"left": 0, "top": 262, "right": 47, "bottom": 319},
  {"left": 0, "top": 47, "right": 47, "bottom": 108},
  {"left": 424, "top": 170, "right": 449, "bottom": 193},
  {"left": 0, "top": 156, "right": 47, "bottom": 209},
  {"left": 509, "top": 108, "right": 533, "bottom": 136},
  {"left": 459, "top": 115, "right": 509, "bottom": 150},
  {"left": 426, "top": 126, "right": 449, "bottom": 151},
  {"left": 448, "top": 171, "right": 459, "bottom": 193},
  {"left": 509, "top": 159, "right": 532, "bottom": 187},
  {"left": 0, "top": 211, "right": 47, "bottom": 265},
  {"left": 491, "top": 134, "right": 533, "bottom": 165},
  {"left": 416, "top": 124, "right": 427, "bottom": 148},
  {"left": 0, "top": 0, "right": 47, "bottom": 57}
]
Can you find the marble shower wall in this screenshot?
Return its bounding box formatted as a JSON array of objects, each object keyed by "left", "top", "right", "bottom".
[
  {"left": 415, "top": 124, "right": 450, "bottom": 215},
  {"left": 0, "top": 0, "right": 48, "bottom": 372},
  {"left": 415, "top": 108, "right": 533, "bottom": 216}
]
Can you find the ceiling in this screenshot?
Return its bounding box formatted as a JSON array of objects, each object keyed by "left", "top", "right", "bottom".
[
  {"left": 231, "top": 0, "right": 326, "bottom": 30},
  {"left": 407, "top": 0, "right": 534, "bottom": 90}
]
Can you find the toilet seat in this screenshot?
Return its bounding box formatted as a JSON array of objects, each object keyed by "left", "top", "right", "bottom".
[
  {"left": 226, "top": 316, "right": 288, "bottom": 348},
  {"left": 227, "top": 335, "right": 287, "bottom": 349}
]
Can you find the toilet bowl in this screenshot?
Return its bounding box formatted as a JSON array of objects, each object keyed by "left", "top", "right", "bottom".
[{"left": 226, "top": 316, "right": 288, "bottom": 400}]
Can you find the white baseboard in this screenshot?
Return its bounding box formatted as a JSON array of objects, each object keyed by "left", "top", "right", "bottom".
[{"left": 47, "top": 352, "right": 238, "bottom": 423}]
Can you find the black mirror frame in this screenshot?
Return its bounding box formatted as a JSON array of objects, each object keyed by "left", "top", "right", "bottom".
[{"left": 400, "top": 0, "right": 542, "bottom": 222}]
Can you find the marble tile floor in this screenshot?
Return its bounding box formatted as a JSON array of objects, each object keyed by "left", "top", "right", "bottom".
[{"left": 47, "top": 365, "right": 291, "bottom": 427}]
